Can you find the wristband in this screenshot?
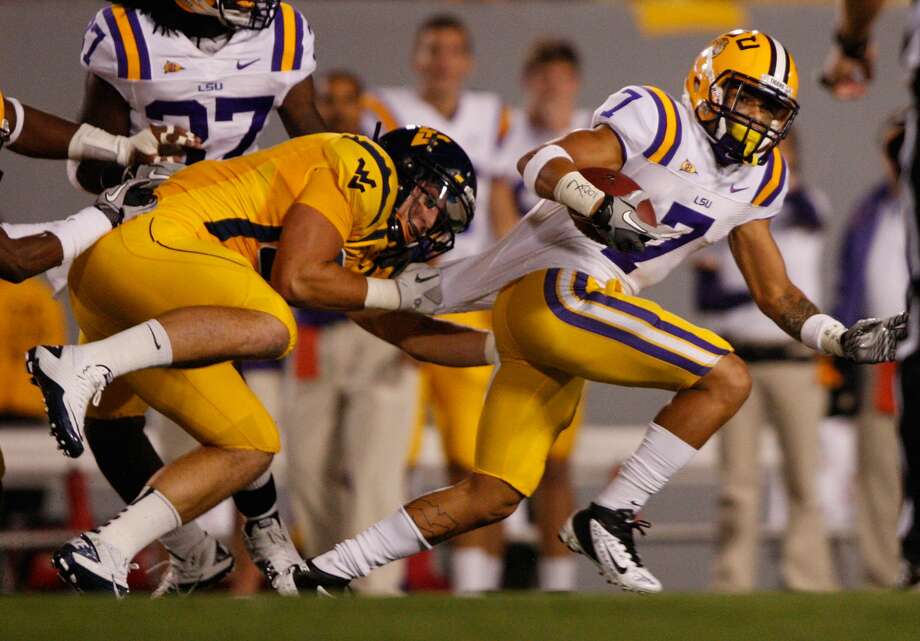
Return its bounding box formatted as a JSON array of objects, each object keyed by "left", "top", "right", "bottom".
[
  {"left": 68, "top": 123, "right": 129, "bottom": 164},
  {"left": 522, "top": 144, "right": 573, "bottom": 194},
  {"left": 801, "top": 313, "right": 846, "bottom": 356},
  {"left": 553, "top": 171, "right": 605, "bottom": 217},
  {"left": 7, "top": 98, "right": 23, "bottom": 145},
  {"left": 364, "top": 277, "right": 400, "bottom": 310}
]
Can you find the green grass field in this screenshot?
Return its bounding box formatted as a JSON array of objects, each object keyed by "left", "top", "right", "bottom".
[{"left": 1, "top": 592, "right": 919, "bottom": 641}]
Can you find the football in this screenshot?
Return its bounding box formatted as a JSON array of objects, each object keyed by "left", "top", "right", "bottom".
[{"left": 578, "top": 167, "right": 657, "bottom": 226}]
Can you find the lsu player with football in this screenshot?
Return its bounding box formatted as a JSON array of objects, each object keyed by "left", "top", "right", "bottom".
[
  {"left": 69, "top": 0, "right": 326, "bottom": 595},
  {"left": 291, "top": 30, "right": 908, "bottom": 594},
  {"left": 0, "top": 89, "right": 198, "bottom": 283},
  {"left": 27, "top": 125, "right": 490, "bottom": 597}
]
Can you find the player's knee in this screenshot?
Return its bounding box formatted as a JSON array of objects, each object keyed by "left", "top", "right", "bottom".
[
  {"left": 467, "top": 473, "right": 525, "bottom": 523},
  {"left": 705, "top": 354, "right": 752, "bottom": 408},
  {"left": 230, "top": 448, "right": 274, "bottom": 482}
]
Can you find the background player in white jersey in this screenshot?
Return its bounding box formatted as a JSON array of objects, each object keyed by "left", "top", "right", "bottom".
[
  {"left": 72, "top": 0, "right": 325, "bottom": 596},
  {"left": 362, "top": 13, "right": 513, "bottom": 592},
  {"left": 489, "top": 37, "right": 590, "bottom": 592},
  {"left": 294, "top": 30, "right": 907, "bottom": 595}
]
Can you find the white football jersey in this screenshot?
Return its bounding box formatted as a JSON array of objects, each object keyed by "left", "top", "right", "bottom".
[
  {"left": 496, "top": 108, "right": 591, "bottom": 216},
  {"left": 80, "top": 3, "right": 315, "bottom": 162},
  {"left": 438, "top": 85, "right": 789, "bottom": 313},
  {"left": 362, "top": 86, "right": 511, "bottom": 259}
]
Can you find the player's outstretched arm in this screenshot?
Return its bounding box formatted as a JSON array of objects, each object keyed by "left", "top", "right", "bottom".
[
  {"left": 3, "top": 92, "right": 199, "bottom": 171},
  {"left": 0, "top": 226, "right": 63, "bottom": 283},
  {"left": 729, "top": 218, "right": 905, "bottom": 363},
  {"left": 348, "top": 309, "right": 495, "bottom": 368}
]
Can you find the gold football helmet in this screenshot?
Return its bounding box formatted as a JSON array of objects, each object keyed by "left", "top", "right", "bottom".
[
  {"left": 686, "top": 30, "right": 799, "bottom": 165},
  {"left": 174, "top": 0, "right": 279, "bottom": 30}
]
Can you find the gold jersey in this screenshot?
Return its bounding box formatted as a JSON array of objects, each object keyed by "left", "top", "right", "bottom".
[{"left": 154, "top": 132, "right": 399, "bottom": 277}]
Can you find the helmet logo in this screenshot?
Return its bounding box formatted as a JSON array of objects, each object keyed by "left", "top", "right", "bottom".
[
  {"left": 411, "top": 127, "right": 453, "bottom": 147},
  {"left": 711, "top": 37, "right": 729, "bottom": 58}
]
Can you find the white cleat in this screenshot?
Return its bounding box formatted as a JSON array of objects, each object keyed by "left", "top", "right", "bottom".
[
  {"left": 152, "top": 535, "right": 235, "bottom": 598},
  {"left": 52, "top": 531, "right": 134, "bottom": 598},
  {"left": 26, "top": 345, "right": 112, "bottom": 458},
  {"left": 559, "top": 503, "right": 662, "bottom": 594},
  {"left": 243, "top": 511, "right": 307, "bottom": 596}
]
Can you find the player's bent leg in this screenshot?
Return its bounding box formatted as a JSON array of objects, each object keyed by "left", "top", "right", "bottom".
[
  {"left": 29, "top": 215, "right": 297, "bottom": 458},
  {"left": 295, "top": 473, "right": 524, "bottom": 594},
  {"left": 429, "top": 358, "right": 506, "bottom": 592},
  {"left": 496, "top": 269, "right": 745, "bottom": 592}
]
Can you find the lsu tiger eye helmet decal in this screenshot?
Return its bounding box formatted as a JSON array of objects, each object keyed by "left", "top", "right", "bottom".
[
  {"left": 685, "top": 30, "right": 799, "bottom": 166},
  {"left": 174, "top": 0, "right": 279, "bottom": 30}
]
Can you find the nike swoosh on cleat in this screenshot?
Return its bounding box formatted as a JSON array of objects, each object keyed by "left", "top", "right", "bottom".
[
  {"left": 604, "top": 547, "right": 628, "bottom": 575},
  {"left": 236, "top": 58, "right": 259, "bottom": 70}
]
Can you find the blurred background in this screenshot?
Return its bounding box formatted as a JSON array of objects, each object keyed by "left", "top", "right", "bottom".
[{"left": 0, "top": 0, "right": 912, "bottom": 595}]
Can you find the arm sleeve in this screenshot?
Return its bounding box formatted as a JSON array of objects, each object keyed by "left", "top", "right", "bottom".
[{"left": 294, "top": 168, "right": 353, "bottom": 241}]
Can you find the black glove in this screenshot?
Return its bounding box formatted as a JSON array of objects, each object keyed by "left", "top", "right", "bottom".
[{"left": 590, "top": 191, "right": 679, "bottom": 253}]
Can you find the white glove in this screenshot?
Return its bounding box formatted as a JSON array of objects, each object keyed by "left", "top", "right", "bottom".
[
  {"left": 839, "top": 312, "right": 909, "bottom": 363},
  {"left": 395, "top": 264, "right": 443, "bottom": 314}
]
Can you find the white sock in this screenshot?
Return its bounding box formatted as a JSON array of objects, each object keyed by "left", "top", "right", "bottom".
[
  {"left": 96, "top": 487, "right": 182, "bottom": 560},
  {"left": 159, "top": 522, "right": 209, "bottom": 559},
  {"left": 48, "top": 207, "right": 112, "bottom": 263},
  {"left": 451, "top": 547, "right": 502, "bottom": 593},
  {"left": 539, "top": 556, "right": 576, "bottom": 591},
  {"left": 313, "top": 507, "right": 430, "bottom": 580},
  {"left": 594, "top": 421, "right": 696, "bottom": 512},
  {"left": 78, "top": 319, "right": 173, "bottom": 377}
]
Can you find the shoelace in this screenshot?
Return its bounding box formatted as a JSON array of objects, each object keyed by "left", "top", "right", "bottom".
[
  {"left": 80, "top": 364, "right": 113, "bottom": 407},
  {"left": 616, "top": 515, "right": 652, "bottom": 567}
]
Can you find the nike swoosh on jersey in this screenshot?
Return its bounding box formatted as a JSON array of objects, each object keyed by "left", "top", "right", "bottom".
[
  {"left": 236, "top": 59, "right": 260, "bottom": 70},
  {"left": 729, "top": 184, "right": 748, "bottom": 193}
]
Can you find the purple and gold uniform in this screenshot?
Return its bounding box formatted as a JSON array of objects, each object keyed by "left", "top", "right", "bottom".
[{"left": 430, "top": 76, "right": 790, "bottom": 495}]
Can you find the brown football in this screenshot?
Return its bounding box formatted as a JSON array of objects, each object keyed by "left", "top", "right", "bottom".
[{"left": 579, "top": 166, "right": 657, "bottom": 226}]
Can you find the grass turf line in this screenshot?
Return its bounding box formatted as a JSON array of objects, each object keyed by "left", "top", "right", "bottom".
[{"left": 1, "top": 592, "right": 918, "bottom": 641}]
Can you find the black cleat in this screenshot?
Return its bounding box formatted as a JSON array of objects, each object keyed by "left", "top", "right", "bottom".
[
  {"left": 291, "top": 558, "right": 351, "bottom": 596},
  {"left": 559, "top": 503, "right": 661, "bottom": 593},
  {"left": 52, "top": 532, "right": 132, "bottom": 598},
  {"left": 26, "top": 345, "right": 112, "bottom": 458}
]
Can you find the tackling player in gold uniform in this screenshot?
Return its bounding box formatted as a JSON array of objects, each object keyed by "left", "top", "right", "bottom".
[{"left": 28, "top": 126, "right": 490, "bottom": 596}]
